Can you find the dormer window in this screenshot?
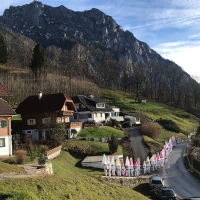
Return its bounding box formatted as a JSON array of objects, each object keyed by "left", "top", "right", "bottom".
[{"left": 96, "top": 103, "right": 105, "bottom": 108}]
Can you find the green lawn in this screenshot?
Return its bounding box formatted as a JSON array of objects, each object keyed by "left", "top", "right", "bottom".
[
  {"left": 77, "top": 126, "right": 125, "bottom": 138},
  {"left": 101, "top": 87, "right": 199, "bottom": 135},
  {"left": 0, "top": 151, "right": 149, "bottom": 200}
]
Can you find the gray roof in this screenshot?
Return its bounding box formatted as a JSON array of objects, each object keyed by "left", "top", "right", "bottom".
[{"left": 73, "top": 95, "right": 113, "bottom": 112}]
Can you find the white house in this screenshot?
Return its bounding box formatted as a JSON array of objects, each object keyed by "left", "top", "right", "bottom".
[{"left": 71, "top": 95, "right": 114, "bottom": 124}]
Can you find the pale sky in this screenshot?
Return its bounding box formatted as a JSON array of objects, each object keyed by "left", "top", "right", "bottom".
[{"left": 1, "top": 0, "right": 200, "bottom": 79}]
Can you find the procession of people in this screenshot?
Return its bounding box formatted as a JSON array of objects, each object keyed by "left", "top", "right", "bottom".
[{"left": 102, "top": 135, "right": 179, "bottom": 177}]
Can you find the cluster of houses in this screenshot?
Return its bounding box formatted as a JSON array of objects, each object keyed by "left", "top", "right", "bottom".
[{"left": 1, "top": 82, "right": 141, "bottom": 157}]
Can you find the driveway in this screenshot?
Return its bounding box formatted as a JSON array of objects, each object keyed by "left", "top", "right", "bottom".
[{"left": 126, "top": 126, "right": 150, "bottom": 163}]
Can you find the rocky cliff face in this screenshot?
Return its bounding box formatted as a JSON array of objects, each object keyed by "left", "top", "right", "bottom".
[{"left": 0, "top": 1, "right": 164, "bottom": 64}]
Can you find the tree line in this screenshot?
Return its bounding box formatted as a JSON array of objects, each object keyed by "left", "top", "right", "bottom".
[{"left": 0, "top": 30, "right": 200, "bottom": 116}]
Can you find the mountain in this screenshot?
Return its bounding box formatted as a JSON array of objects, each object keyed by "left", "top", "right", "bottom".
[
  {"left": 1, "top": 1, "right": 200, "bottom": 114},
  {"left": 0, "top": 1, "right": 166, "bottom": 64}
]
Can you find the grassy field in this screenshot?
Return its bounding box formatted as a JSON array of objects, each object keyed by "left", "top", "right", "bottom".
[
  {"left": 100, "top": 87, "right": 199, "bottom": 153},
  {"left": 77, "top": 126, "right": 125, "bottom": 138},
  {"left": 0, "top": 151, "right": 150, "bottom": 200}
]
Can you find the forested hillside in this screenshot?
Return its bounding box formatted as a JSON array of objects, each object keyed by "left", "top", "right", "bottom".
[{"left": 0, "top": 1, "right": 200, "bottom": 116}]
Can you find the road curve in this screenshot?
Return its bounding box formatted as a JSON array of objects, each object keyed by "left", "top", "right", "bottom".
[
  {"left": 160, "top": 141, "right": 200, "bottom": 199},
  {"left": 126, "top": 126, "right": 150, "bottom": 163}
]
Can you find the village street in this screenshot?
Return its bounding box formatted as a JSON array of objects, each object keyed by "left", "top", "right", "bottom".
[{"left": 126, "top": 126, "right": 150, "bottom": 163}]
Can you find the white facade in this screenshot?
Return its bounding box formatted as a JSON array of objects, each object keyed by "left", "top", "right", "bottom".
[
  {"left": 0, "top": 135, "right": 12, "bottom": 156},
  {"left": 110, "top": 107, "right": 124, "bottom": 121},
  {"left": 71, "top": 111, "right": 110, "bottom": 123}
]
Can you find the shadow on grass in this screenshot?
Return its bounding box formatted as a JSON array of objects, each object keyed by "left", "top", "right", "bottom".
[{"left": 133, "top": 182, "right": 151, "bottom": 198}]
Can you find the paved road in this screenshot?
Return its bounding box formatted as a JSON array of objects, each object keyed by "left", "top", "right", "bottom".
[
  {"left": 159, "top": 141, "right": 200, "bottom": 199},
  {"left": 126, "top": 126, "right": 150, "bottom": 163}
]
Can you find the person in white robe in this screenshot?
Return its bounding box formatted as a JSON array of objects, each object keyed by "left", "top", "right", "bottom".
[
  {"left": 129, "top": 157, "right": 134, "bottom": 176},
  {"left": 110, "top": 156, "right": 116, "bottom": 176},
  {"left": 146, "top": 156, "right": 151, "bottom": 174},
  {"left": 115, "top": 157, "right": 121, "bottom": 176},
  {"left": 143, "top": 160, "right": 147, "bottom": 175},
  {"left": 125, "top": 156, "right": 130, "bottom": 177},
  {"left": 121, "top": 159, "right": 126, "bottom": 176}
]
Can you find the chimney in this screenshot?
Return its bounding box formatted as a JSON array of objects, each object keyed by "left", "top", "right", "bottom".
[{"left": 38, "top": 91, "right": 42, "bottom": 99}]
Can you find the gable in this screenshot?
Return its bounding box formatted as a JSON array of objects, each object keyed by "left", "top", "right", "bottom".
[
  {"left": 0, "top": 82, "right": 10, "bottom": 96},
  {"left": 0, "top": 98, "right": 16, "bottom": 116}
]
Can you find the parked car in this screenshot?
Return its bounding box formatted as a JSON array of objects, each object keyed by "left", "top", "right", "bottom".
[
  {"left": 150, "top": 187, "right": 177, "bottom": 200},
  {"left": 149, "top": 175, "right": 164, "bottom": 189}
]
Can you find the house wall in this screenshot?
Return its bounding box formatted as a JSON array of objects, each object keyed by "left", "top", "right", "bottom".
[
  {"left": 0, "top": 117, "right": 11, "bottom": 136},
  {"left": 0, "top": 135, "right": 12, "bottom": 156},
  {"left": 93, "top": 112, "right": 106, "bottom": 123},
  {"left": 21, "top": 111, "right": 74, "bottom": 141}
]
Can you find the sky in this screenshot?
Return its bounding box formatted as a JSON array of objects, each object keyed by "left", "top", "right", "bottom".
[{"left": 1, "top": 0, "right": 200, "bottom": 80}]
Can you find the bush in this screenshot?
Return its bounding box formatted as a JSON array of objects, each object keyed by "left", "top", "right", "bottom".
[
  {"left": 141, "top": 122, "right": 160, "bottom": 139},
  {"left": 15, "top": 150, "right": 27, "bottom": 164},
  {"left": 157, "top": 119, "right": 181, "bottom": 133},
  {"left": 108, "top": 134, "right": 118, "bottom": 154},
  {"left": 28, "top": 146, "right": 38, "bottom": 161}
]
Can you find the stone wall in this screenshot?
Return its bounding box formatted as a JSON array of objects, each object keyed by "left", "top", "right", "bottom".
[{"left": 46, "top": 145, "right": 62, "bottom": 159}]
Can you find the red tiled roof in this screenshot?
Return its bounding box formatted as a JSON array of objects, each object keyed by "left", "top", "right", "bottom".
[
  {"left": 0, "top": 82, "right": 10, "bottom": 96},
  {"left": 0, "top": 98, "right": 16, "bottom": 116},
  {"left": 16, "top": 93, "right": 76, "bottom": 114}
]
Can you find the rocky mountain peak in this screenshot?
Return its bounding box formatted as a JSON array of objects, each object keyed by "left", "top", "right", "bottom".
[{"left": 0, "top": 1, "right": 172, "bottom": 64}]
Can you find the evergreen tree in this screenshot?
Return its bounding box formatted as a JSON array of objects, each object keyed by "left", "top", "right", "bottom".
[
  {"left": 0, "top": 32, "right": 8, "bottom": 64},
  {"left": 29, "top": 43, "right": 47, "bottom": 76},
  {"left": 108, "top": 134, "right": 118, "bottom": 154}
]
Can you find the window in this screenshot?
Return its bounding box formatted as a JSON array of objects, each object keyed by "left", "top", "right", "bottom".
[
  {"left": 0, "top": 138, "right": 5, "bottom": 147},
  {"left": 64, "top": 117, "right": 69, "bottom": 122},
  {"left": 42, "top": 118, "right": 51, "bottom": 124},
  {"left": 27, "top": 119, "right": 36, "bottom": 125},
  {"left": 57, "top": 117, "right": 61, "bottom": 123},
  {"left": 74, "top": 114, "right": 77, "bottom": 119},
  {"left": 63, "top": 104, "right": 68, "bottom": 110},
  {"left": 100, "top": 113, "right": 102, "bottom": 117},
  {"left": 0, "top": 120, "right": 7, "bottom": 128},
  {"left": 96, "top": 103, "right": 105, "bottom": 108}
]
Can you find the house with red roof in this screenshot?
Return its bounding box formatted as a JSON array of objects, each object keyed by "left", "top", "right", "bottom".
[
  {"left": 16, "top": 92, "right": 82, "bottom": 140},
  {"left": 0, "top": 83, "right": 16, "bottom": 156}
]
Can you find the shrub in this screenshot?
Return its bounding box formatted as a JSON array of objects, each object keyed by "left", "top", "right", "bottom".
[
  {"left": 28, "top": 146, "right": 38, "bottom": 161},
  {"left": 141, "top": 122, "right": 160, "bottom": 139},
  {"left": 157, "top": 119, "right": 181, "bottom": 133},
  {"left": 110, "top": 118, "right": 119, "bottom": 127},
  {"left": 38, "top": 145, "right": 49, "bottom": 155},
  {"left": 15, "top": 150, "right": 27, "bottom": 164},
  {"left": 108, "top": 134, "right": 118, "bottom": 154}
]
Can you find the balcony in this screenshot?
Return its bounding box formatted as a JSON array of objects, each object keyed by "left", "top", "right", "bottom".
[{"left": 58, "top": 110, "right": 74, "bottom": 117}]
